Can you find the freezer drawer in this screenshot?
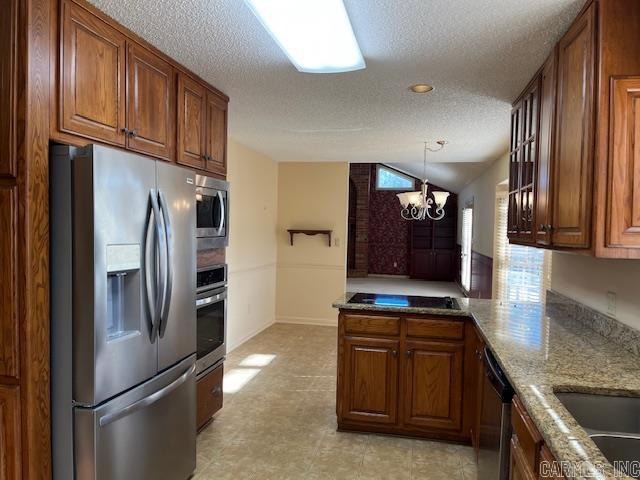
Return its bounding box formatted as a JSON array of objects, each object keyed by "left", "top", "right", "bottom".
[{"left": 74, "top": 356, "right": 196, "bottom": 480}]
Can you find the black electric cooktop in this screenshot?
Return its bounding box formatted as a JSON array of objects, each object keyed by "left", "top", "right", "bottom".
[{"left": 347, "top": 293, "right": 460, "bottom": 310}]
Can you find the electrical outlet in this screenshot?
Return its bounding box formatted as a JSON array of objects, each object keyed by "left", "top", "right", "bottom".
[{"left": 606, "top": 291, "right": 616, "bottom": 317}]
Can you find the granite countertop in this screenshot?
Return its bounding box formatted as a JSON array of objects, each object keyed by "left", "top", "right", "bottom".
[{"left": 333, "top": 292, "right": 640, "bottom": 480}]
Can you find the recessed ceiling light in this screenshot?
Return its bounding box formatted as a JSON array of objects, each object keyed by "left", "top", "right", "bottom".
[
  {"left": 409, "top": 84, "right": 434, "bottom": 94},
  {"left": 245, "top": 0, "right": 365, "bottom": 74}
]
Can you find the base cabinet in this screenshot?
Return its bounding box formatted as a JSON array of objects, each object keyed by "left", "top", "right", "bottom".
[
  {"left": 337, "top": 311, "right": 472, "bottom": 441},
  {"left": 341, "top": 337, "right": 398, "bottom": 425},
  {"left": 196, "top": 363, "right": 223, "bottom": 431},
  {"left": 403, "top": 341, "right": 463, "bottom": 431}
]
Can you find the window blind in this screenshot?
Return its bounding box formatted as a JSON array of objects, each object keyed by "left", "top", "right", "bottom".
[
  {"left": 461, "top": 207, "right": 473, "bottom": 291},
  {"left": 494, "top": 191, "right": 551, "bottom": 303}
]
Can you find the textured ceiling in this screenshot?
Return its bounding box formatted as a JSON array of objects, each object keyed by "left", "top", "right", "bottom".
[{"left": 89, "top": 0, "right": 585, "bottom": 192}]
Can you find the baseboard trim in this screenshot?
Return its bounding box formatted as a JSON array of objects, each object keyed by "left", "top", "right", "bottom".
[
  {"left": 276, "top": 316, "right": 338, "bottom": 327},
  {"left": 227, "top": 319, "right": 276, "bottom": 353}
]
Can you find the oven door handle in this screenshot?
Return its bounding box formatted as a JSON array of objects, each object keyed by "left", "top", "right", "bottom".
[
  {"left": 216, "top": 191, "right": 225, "bottom": 236},
  {"left": 196, "top": 290, "right": 227, "bottom": 308}
]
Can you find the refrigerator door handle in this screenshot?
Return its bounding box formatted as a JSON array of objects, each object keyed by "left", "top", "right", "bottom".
[
  {"left": 98, "top": 363, "right": 196, "bottom": 427},
  {"left": 217, "top": 191, "right": 225, "bottom": 236},
  {"left": 158, "top": 190, "right": 173, "bottom": 337},
  {"left": 148, "top": 189, "right": 166, "bottom": 342}
]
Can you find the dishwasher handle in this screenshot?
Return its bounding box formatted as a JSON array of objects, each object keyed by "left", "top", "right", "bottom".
[{"left": 483, "top": 347, "right": 514, "bottom": 401}]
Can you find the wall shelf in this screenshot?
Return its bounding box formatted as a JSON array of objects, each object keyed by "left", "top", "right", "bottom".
[{"left": 287, "top": 229, "right": 332, "bottom": 247}]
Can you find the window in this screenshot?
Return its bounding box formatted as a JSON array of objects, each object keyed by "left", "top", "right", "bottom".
[
  {"left": 376, "top": 165, "right": 414, "bottom": 190},
  {"left": 493, "top": 189, "right": 551, "bottom": 303},
  {"left": 461, "top": 206, "right": 473, "bottom": 291}
]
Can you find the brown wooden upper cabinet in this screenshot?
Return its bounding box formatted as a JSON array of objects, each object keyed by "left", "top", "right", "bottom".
[
  {"left": 508, "top": 0, "right": 640, "bottom": 258},
  {"left": 126, "top": 44, "right": 175, "bottom": 160},
  {"left": 0, "top": 0, "right": 18, "bottom": 178},
  {"left": 178, "top": 72, "right": 228, "bottom": 176},
  {"left": 61, "top": 1, "right": 175, "bottom": 160},
  {"left": 61, "top": 0, "right": 127, "bottom": 146}
]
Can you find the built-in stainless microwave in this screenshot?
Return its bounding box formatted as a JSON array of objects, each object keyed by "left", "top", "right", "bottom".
[{"left": 196, "top": 175, "right": 229, "bottom": 250}]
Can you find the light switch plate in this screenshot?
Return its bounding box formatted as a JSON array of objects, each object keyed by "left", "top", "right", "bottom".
[{"left": 606, "top": 291, "right": 616, "bottom": 317}]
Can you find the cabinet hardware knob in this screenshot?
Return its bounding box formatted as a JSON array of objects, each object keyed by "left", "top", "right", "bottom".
[
  {"left": 211, "top": 387, "right": 222, "bottom": 396},
  {"left": 130, "top": 130, "right": 137, "bottom": 137},
  {"left": 546, "top": 225, "right": 553, "bottom": 231},
  {"left": 121, "top": 128, "right": 130, "bottom": 135},
  {"left": 391, "top": 350, "right": 398, "bottom": 357},
  {"left": 406, "top": 350, "right": 412, "bottom": 357}
]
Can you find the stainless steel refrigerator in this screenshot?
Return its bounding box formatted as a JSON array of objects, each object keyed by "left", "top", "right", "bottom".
[{"left": 51, "top": 144, "right": 197, "bottom": 480}]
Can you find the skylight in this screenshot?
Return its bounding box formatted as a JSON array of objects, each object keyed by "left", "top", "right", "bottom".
[{"left": 245, "top": 0, "right": 366, "bottom": 74}]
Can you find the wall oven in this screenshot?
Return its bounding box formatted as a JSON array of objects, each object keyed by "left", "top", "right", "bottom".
[
  {"left": 196, "top": 265, "right": 227, "bottom": 376},
  {"left": 196, "top": 175, "right": 229, "bottom": 250}
]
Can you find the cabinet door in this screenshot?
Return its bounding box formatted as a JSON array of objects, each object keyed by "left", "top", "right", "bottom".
[
  {"left": 341, "top": 337, "right": 399, "bottom": 425},
  {"left": 205, "top": 92, "right": 228, "bottom": 175},
  {"left": 177, "top": 74, "right": 207, "bottom": 170},
  {"left": 0, "top": 385, "right": 21, "bottom": 480},
  {"left": 402, "top": 340, "right": 463, "bottom": 431},
  {"left": 431, "top": 250, "right": 454, "bottom": 281},
  {"left": 536, "top": 51, "right": 557, "bottom": 246},
  {"left": 126, "top": 44, "right": 175, "bottom": 160},
  {"left": 508, "top": 104, "right": 522, "bottom": 238},
  {"left": 61, "top": 0, "right": 126, "bottom": 145},
  {"left": 552, "top": 4, "right": 596, "bottom": 248},
  {"left": 197, "top": 363, "right": 223, "bottom": 431},
  {"left": 510, "top": 437, "right": 537, "bottom": 480},
  {"left": 0, "top": 0, "right": 18, "bottom": 177},
  {"left": 606, "top": 77, "right": 640, "bottom": 248},
  {"left": 0, "top": 187, "right": 18, "bottom": 379},
  {"left": 519, "top": 80, "right": 540, "bottom": 243}
]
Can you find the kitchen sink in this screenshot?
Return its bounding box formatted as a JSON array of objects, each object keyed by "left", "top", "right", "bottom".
[
  {"left": 555, "top": 392, "right": 640, "bottom": 434},
  {"left": 555, "top": 392, "right": 640, "bottom": 478}
]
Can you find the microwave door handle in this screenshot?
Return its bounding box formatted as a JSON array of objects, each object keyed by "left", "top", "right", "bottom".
[
  {"left": 217, "top": 191, "right": 225, "bottom": 236},
  {"left": 158, "top": 191, "right": 173, "bottom": 337},
  {"left": 149, "top": 190, "right": 166, "bottom": 342}
]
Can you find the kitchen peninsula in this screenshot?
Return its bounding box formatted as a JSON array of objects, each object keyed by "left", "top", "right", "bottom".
[{"left": 333, "top": 292, "right": 640, "bottom": 480}]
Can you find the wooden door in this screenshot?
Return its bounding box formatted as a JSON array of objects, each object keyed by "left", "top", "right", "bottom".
[
  {"left": 402, "top": 340, "right": 463, "bottom": 431},
  {"left": 536, "top": 50, "right": 557, "bottom": 246},
  {"left": 552, "top": 3, "right": 596, "bottom": 248},
  {"left": 126, "top": 43, "right": 175, "bottom": 160},
  {"left": 510, "top": 437, "right": 537, "bottom": 480},
  {"left": 0, "top": 385, "right": 21, "bottom": 479},
  {"left": 606, "top": 77, "right": 640, "bottom": 248},
  {"left": 0, "top": 187, "right": 18, "bottom": 379},
  {"left": 177, "top": 73, "right": 207, "bottom": 169},
  {"left": 60, "top": 0, "right": 126, "bottom": 145},
  {"left": 341, "top": 337, "right": 399, "bottom": 425},
  {"left": 205, "top": 91, "right": 228, "bottom": 175}
]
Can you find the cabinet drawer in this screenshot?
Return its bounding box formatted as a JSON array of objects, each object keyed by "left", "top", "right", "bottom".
[
  {"left": 343, "top": 314, "right": 400, "bottom": 336},
  {"left": 406, "top": 317, "right": 464, "bottom": 340},
  {"left": 197, "top": 363, "right": 223, "bottom": 431},
  {"left": 512, "top": 396, "right": 543, "bottom": 470}
]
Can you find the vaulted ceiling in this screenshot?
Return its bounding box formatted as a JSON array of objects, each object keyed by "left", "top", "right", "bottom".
[{"left": 89, "top": 0, "right": 585, "bottom": 191}]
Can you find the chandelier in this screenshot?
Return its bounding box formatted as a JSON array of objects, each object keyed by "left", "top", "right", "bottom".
[{"left": 396, "top": 141, "right": 450, "bottom": 221}]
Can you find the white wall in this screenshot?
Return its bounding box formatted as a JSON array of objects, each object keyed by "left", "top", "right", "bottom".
[
  {"left": 225, "top": 140, "right": 279, "bottom": 351},
  {"left": 275, "top": 162, "right": 349, "bottom": 326},
  {"left": 551, "top": 253, "right": 640, "bottom": 331},
  {"left": 457, "top": 153, "right": 509, "bottom": 258}
]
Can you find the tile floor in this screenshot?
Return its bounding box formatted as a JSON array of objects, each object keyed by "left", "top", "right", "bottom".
[
  {"left": 194, "top": 324, "right": 477, "bottom": 480},
  {"left": 347, "top": 277, "right": 462, "bottom": 298}
]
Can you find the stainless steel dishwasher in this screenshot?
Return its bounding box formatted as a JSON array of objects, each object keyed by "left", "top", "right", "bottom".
[{"left": 478, "top": 347, "right": 514, "bottom": 480}]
